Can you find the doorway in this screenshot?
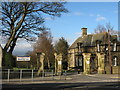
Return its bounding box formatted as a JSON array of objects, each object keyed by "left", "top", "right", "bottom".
[{"left": 90, "top": 54, "right": 98, "bottom": 74}]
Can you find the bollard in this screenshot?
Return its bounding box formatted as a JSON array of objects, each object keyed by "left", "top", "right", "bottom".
[
  {"left": 7, "top": 69, "right": 10, "bottom": 82},
  {"left": 31, "top": 69, "right": 34, "bottom": 81},
  {"left": 20, "top": 69, "right": 22, "bottom": 82}
]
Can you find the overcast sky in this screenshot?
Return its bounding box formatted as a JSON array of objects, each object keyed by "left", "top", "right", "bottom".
[{"left": 1, "top": 1, "right": 119, "bottom": 56}]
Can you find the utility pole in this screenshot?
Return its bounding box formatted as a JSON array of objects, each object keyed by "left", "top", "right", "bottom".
[{"left": 108, "top": 29, "right": 112, "bottom": 74}]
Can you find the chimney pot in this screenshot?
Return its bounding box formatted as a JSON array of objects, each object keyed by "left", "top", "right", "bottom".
[{"left": 81, "top": 28, "right": 87, "bottom": 36}]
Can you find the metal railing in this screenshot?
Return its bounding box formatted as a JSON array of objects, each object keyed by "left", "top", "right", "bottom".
[{"left": 2, "top": 69, "right": 70, "bottom": 82}]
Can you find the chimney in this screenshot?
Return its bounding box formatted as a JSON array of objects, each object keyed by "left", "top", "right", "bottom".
[{"left": 81, "top": 28, "right": 87, "bottom": 36}]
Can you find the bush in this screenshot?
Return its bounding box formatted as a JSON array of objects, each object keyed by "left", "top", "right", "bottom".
[{"left": 2, "top": 50, "right": 16, "bottom": 69}]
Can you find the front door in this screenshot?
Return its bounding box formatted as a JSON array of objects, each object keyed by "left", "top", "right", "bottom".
[
  {"left": 75, "top": 55, "right": 84, "bottom": 72},
  {"left": 90, "top": 54, "right": 98, "bottom": 74}
]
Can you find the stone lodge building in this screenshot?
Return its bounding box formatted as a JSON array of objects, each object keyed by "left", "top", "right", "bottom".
[{"left": 68, "top": 28, "right": 120, "bottom": 74}]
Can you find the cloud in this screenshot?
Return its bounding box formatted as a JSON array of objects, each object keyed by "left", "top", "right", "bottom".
[
  {"left": 96, "top": 16, "right": 106, "bottom": 21},
  {"left": 74, "top": 32, "right": 82, "bottom": 36},
  {"left": 114, "top": 10, "right": 118, "bottom": 14},
  {"left": 52, "top": 37, "right": 74, "bottom": 46},
  {"left": 74, "top": 12, "right": 83, "bottom": 16},
  {"left": 89, "top": 14, "right": 94, "bottom": 16},
  {"left": 52, "top": 37, "right": 59, "bottom": 45},
  {"left": 1, "top": 38, "right": 33, "bottom": 56},
  {"left": 96, "top": 14, "right": 101, "bottom": 17},
  {"left": 96, "top": 14, "right": 106, "bottom": 21},
  {"left": 13, "top": 42, "right": 33, "bottom": 56}
]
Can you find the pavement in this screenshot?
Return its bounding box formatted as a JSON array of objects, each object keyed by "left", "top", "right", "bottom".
[
  {"left": 1, "top": 73, "right": 120, "bottom": 90},
  {"left": 1, "top": 73, "right": 120, "bottom": 84}
]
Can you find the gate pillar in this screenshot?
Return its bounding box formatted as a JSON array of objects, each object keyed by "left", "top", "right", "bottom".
[
  {"left": 97, "top": 53, "right": 105, "bottom": 74},
  {"left": 82, "top": 53, "right": 91, "bottom": 74}
]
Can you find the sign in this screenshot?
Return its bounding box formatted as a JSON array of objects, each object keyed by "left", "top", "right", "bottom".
[
  {"left": 58, "top": 61, "right": 62, "bottom": 65},
  {"left": 17, "top": 56, "right": 30, "bottom": 61},
  {"left": 86, "top": 61, "right": 90, "bottom": 64}
]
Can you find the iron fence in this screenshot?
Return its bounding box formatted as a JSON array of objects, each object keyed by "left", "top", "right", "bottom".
[{"left": 2, "top": 69, "right": 71, "bottom": 82}]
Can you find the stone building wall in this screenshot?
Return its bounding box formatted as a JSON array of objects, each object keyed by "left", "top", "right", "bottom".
[
  {"left": 68, "top": 28, "right": 120, "bottom": 74},
  {"left": 68, "top": 49, "right": 75, "bottom": 69}
]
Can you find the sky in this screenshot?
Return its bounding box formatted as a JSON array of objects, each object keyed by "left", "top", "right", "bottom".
[
  {"left": 44, "top": 2, "right": 118, "bottom": 42},
  {"left": 9, "top": 2, "right": 118, "bottom": 56}
]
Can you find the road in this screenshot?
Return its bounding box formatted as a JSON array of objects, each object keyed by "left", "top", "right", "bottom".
[
  {"left": 1, "top": 74, "right": 120, "bottom": 90},
  {"left": 2, "top": 82, "right": 120, "bottom": 90}
]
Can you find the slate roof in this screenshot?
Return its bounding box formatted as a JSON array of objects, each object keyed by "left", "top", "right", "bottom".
[{"left": 69, "top": 32, "right": 118, "bottom": 48}]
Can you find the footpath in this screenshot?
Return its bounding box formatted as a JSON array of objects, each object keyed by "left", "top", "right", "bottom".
[{"left": 2, "top": 73, "right": 120, "bottom": 84}]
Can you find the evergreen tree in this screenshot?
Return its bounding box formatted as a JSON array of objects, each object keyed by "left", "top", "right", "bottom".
[{"left": 54, "top": 37, "right": 69, "bottom": 70}]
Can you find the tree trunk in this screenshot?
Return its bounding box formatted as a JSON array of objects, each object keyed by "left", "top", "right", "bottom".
[
  {"left": 47, "top": 57, "right": 50, "bottom": 69},
  {"left": 4, "top": 12, "right": 26, "bottom": 52},
  {"left": 9, "top": 38, "right": 18, "bottom": 53},
  {"left": 4, "top": 32, "right": 16, "bottom": 51}
]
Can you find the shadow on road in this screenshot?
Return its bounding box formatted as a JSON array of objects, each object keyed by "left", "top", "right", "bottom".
[{"left": 2, "top": 81, "right": 120, "bottom": 90}]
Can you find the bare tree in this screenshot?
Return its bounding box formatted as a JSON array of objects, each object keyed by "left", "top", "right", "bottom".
[
  {"left": 1, "top": 2, "right": 68, "bottom": 53},
  {"left": 1, "top": 2, "right": 68, "bottom": 67},
  {"left": 25, "top": 50, "right": 37, "bottom": 69},
  {"left": 94, "top": 24, "right": 106, "bottom": 33},
  {"left": 35, "top": 30, "right": 54, "bottom": 69},
  {"left": 94, "top": 22, "right": 118, "bottom": 35}
]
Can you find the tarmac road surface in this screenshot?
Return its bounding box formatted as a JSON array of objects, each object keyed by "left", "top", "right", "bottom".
[
  {"left": 1, "top": 73, "right": 120, "bottom": 90},
  {"left": 2, "top": 82, "right": 120, "bottom": 90}
]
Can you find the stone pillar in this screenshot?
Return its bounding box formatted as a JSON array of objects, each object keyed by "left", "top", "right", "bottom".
[
  {"left": 40, "top": 53, "right": 45, "bottom": 72},
  {"left": 37, "top": 53, "right": 45, "bottom": 75},
  {"left": 0, "top": 45, "right": 2, "bottom": 68},
  {"left": 54, "top": 53, "right": 57, "bottom": 74},
  {"left": 82, "top": 53, "right": 91, "bottom": 74},
  {"left": 97, "top": 53, "right": 105, "bottom": 74},
  {"left": 57, "top": 53, "right": 62, "bottom": 74},
  {"left": 54, "top": 53, "right": 62, "bottom": 75}
]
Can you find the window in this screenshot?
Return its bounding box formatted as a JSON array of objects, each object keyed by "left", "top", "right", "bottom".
[
  {"left": 97, "top": 43, "right": 100, "bottom": 52},
  {"left": 75, "top": 57, "right": 82, "bottom": 67},
  {"left": 75, "top": 57, "right": 78, "bottom": 67},
  {"left": 77, "top": 43, "right": 82, "bottom": 53},
  {"left": 113, "top": 57, "right": 118, "bottom": 66},
  {"left": 113, "top": 42, "right": 117, "bottom": 51},
  {"left": 96, "top": 41, "right": 100, "bottom": 52}
]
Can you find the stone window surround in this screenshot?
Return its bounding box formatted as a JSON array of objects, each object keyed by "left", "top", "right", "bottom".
[{"left": 113, "top": 56, "right": 118, "bottom": 66}]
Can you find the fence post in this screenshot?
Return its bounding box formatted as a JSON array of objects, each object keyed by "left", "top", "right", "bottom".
[
  {"left": 59, "top": 72, "right": 61, "bottom": 80},
  {"left": 7, "top": 69, "right": 10, "bottom": 82},
  {"left": 20, "top": 69, "right": 22, "bottom": 82},
  {"left": 65, "top": 70, "right": 67, "bottom": 80},
  {"left": 52, "top": 70, "right": 54, "bottom": 80},
  {"left": 31, "top": 69, "right": 34, "bottom": 81},
  {"left": 42, "top": 71, "right": 44, "bottom": 80}
]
